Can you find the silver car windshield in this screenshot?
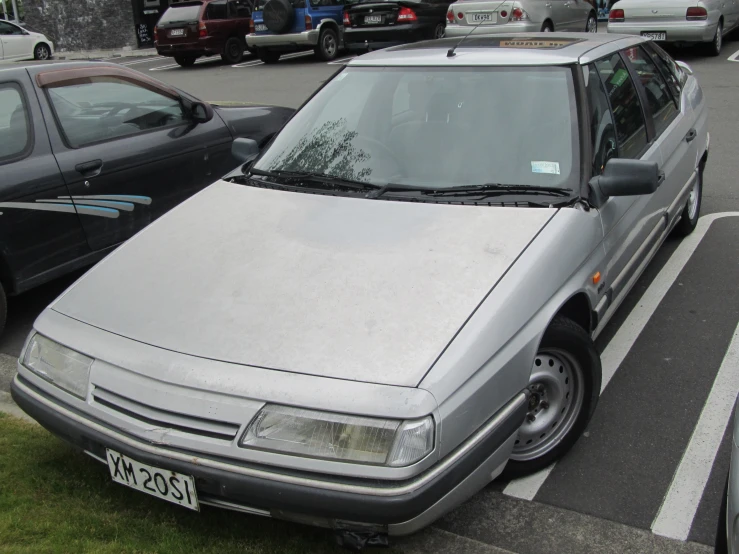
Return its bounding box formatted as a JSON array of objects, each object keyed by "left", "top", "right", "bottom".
[{"left": 254, "top": 66, "right": 580, "bottom": 190}]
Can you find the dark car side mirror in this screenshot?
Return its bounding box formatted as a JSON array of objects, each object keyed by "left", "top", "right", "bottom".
[
  {"left": 589, "top": 158, "right": 664, "bottom": 208},
  {"left": 191, "top": 102, "right": 214, "bottom": 124},
  {"left": 232, "top": 137, "right": 260, "bottom": 163}
]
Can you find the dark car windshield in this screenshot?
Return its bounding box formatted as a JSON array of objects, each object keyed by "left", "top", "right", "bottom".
[
  {"left": 254, "top": 66, "right": 580, "bottom": 191},
  {"left": 158, "top": 3, "right": 203, "bottom": 24}
]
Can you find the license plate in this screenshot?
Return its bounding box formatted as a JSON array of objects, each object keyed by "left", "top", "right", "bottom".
[
  {"left": 106, "top": 449, "right": 199, "bottom": 511},
  {"left": 641, "top": 31, "right": 666, "bottom": 41},
  {"left": 255, "top": 23, "right": 267, "bottom": 32},
  {"left": 169, "top": 28, "right": 185, "bottom": 36},
  {"left": 471, "top": 13, "right": 493, "bottom": 22},
  {"left": 364, "top": 15, "right": 382, "bottom": 24}
]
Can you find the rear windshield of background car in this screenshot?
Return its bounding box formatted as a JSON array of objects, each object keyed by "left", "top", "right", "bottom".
[{"left": 158, "top": 3, "right": 203, "bottom": 24}]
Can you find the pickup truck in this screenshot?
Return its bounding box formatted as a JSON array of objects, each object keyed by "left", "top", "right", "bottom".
[{"left": 0, "top": 62, "right": 293, "bottom": 335}]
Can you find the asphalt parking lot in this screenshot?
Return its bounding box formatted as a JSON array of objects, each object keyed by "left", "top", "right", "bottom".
[{"left": 3, "top": 32, "right": 739, "bottom": 554}]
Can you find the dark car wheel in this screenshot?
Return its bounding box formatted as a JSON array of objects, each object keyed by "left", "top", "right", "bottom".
[
  {"left": 263, "top": 0, "right": 295, "bottom": 33},
  {"left": 34, "top": 43, "right": 51, "bottom": 60},
  {"left": 716, "top": 475, "right": 728, "bottom": 554},
  {"left": 429, "top": 22, "right": 445, "bottom": 39},
  {"left": 707, "top": 20, "right": 723, "bottom": 56},
  {"left": 314, "top": 28, "right": 339, "bottom": 61},
  {"left": 258, "top": 49, "right": 281, "bottom": 64},
  {"left": 222, "top": 37, "right": 245, "bottom": 64},
  {"left": 174, "top": 55, "right": 197, "bottom": 67},
  {"left": 586, "top": 12, "right": 597, "bottom": 32},
  {"left": 502, "top": 316, "right": 601, "bottom": 479},
  {"left": 673, "top": 161, "right": 703, "bottom": 237},
  {"left": 0, "top": 282, "right": 6, "bottom": 338}
]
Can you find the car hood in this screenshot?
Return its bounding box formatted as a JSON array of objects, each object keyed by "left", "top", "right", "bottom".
[{"left": 51, "top": 181, "right": 555, "bottom": 387}]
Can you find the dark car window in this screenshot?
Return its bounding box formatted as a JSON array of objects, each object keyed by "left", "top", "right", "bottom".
[
  {"left": 0, "top": 84, "right": 31, "bottom": 162},
  {"left": 158, "top": 3, "right": 203, "bottom": 24},
  {"left": 46, "top": 77, "right": 187, "bottom": 148},
  {"left": 232, "top": 0, "right": 252, "bottom": 17},
  {"left": 0, "top": 21, "right": 24, "bottom": 35},
  {"left": 585, "top": 65, "right": 616, "bottom": 176},
  {"left": 594, "top": 53, "right": 647, "bottom": 159},
  {"left": 644, "top": 42, "right": 682, "bottom": 102},
  {"left": 206, "top": 0, "right": 229, "bottom": 18},
  {"left": 628, "top": 46, "right": 678, "bottom": 137}
]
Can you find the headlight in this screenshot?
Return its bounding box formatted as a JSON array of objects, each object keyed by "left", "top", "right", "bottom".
[
  {"left": 241, "top": 404, "right": 434, "bottom": 467},
  {"left": 22, "top": 334, "right": 93, "bottom": 399}
]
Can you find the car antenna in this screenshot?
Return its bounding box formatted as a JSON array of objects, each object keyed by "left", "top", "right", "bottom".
[{"left": 447, "top": 0, "right": 510, "bottom": 58}]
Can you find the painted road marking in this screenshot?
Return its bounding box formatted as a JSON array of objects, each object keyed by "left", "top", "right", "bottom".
[
  {"left": 652, "top": 320, "right": 739, "bottom": 540},
  {"left": 232, "top": 50, "right": 313, "bottom": 68},
  {"left": 149, "top": 55, "right": 221, "bottom": 71},
  {"left": 328, "top": 55, "right": 356, "bottom": 65},
  {"left": 116, "top": 56, "right": 167, "bottom": 66},
  {"left": 504, "top": 212, "right": 739, "bottom": 501},
  {"left": 728, "top": 48, "right": 739, "bottom": 62}
]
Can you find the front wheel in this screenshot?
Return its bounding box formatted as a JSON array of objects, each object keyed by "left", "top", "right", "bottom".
[
  {"left": 314, "top": 28, "right": 339, "bottom": 61},
  {"left": 673, "top": 162, "right": 703, "bottom": 237},
  {"left": 34, "top": 43, "right": 51, "bottom": 60},
  {"left": 222, "top": 37, "right": 245, "bottom": 64},
  {"left": 503, "top": 316, "right": 601, "bottom": 479}
]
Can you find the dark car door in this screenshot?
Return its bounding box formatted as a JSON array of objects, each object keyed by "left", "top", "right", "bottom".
[
  {"left": 35, "top": 67, "right": 234, "bottom": 252},
  {"left": 0, "top": 74, "right": 90, "bottom": 294}
]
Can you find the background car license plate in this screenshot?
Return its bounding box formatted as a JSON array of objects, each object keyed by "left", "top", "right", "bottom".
[
  {"left": 169, "top": 28, "right": 185, "bottom": 36},
  {"left": 106, "top": 449, "right": 199, "bottom": 511},
  {"left": 641, "top": 31, "right": 666, "bottom": 40},
  {"left": 472, "top": 13, "right": 493, "bottom": 21},
  {"left": 255, "top": 23, "right": 267, "bottom": 31},
  {"left": 364, "top": 15, "right": 382, "bottom": 24}
]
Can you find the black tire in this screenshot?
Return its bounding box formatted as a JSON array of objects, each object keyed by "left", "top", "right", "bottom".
[
  {"left": 428, "top": 22, "right": 445, "bottom": 40},
  {"left": 33, "top": 43, "right": 51, "bottom": 60},
  {"left": 0, "top": 282, "right": 6, "bottom": 339},
  {"left": 715, "top": 475, "right": 728, "bottom": 554},
  {"left": 314, "top": 28, "right": 339, "bottom": 61},
  {"left": 502, "top": 316, "right": 601, "bottom": 479},
  {"left": 541, "top": 20, "right": 554, "bottom": 32},
  {"left": 221, "top": 36, "right": 245, "bottom": 64},
  {"left": 707, "top": 20, "right": 723, "bottom": 56},
  {"left": 586, "top": 12, "right": 597, "bottom": 33},
  {"left": 263, "top": 0, "right": 294, "bottom": 33},
  {"left": 673, "top": 161, "right": 703, "bottom": 237},
  {"left": 174, "top": 55, "right": 197, "bottom": 67},
  {"left": 258, "top": 49, "right": 281, "bottom": 64}
]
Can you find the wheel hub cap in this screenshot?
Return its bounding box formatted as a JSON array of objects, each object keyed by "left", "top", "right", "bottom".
[{"left": 688, "top": 177, "right": 700, "bottom": 220}]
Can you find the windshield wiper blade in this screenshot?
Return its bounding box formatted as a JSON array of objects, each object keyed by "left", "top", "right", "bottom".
[
  {"left": 249, "top": 168, "right": 381, "bottom": 191},
  {"left": 370, "top": 183, "right": 573, "bottom": 199}
]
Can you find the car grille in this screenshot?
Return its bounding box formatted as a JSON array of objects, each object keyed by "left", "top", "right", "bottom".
[{"left": 92, "top": 386, "right": 241, "bottom": 441}]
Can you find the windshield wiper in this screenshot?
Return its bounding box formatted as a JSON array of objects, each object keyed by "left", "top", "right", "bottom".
[
  {"left": 370, "top": 183, "right": 572, "bottom": 199},
  {"left": 249, "top": 168, "right": 381, "bottom": 192}
]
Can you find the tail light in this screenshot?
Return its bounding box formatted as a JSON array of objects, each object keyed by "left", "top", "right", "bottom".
[
  {"left": 397, "top": 6, "right": 417, "bottom": 22},
  {"left": 343, "top": 11, "right": 351, "bottom": 26},
  {"left": 500, "top": 10, "right": 507, "bottom": 18},
  {"left": 609, "top": 8, "right": 624, "bottom": 22},
  {"left": 457, "top": 11, "right": 464, "bottom": 19},
  {"left": 198, "top": 21, "right": 207, "bottom": 37},
  {"left": 446, "top": 8, "right": 454, "bottom": 23},
  {"left": 249, "top": 18, "right": 255, "bottom": 33},
  {"left": 153, "top": 26, "right": 158, "bottom": 42},
  {"left": 686, "top": 6, "right": 707, "bottom": 20},
  {"left": 511, "top": 7, "right": 529, "bottom": 20},
  {"left": 305, "top": 14, "right": 312, "bottom": 30}
]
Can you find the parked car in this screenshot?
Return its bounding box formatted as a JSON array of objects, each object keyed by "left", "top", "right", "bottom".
[
  {"left": 445, "top": 0, "right": 597, "bottom": 36},
  {"left": 155, "top": 0, "right": 255, "bottom": 66},
  {"left": 343, "top": 0, "right": 451, "bottom": 51},
  {"left": 0, "top": 62, "right": 293, "bottom": 335},
  {"left": 246, "top": 0, "right": 344, "bottom": 63},
  {"left": 607, "top": 0, "right": 739, "bottom": 57},
  {"left": 716, "top": 396, "right": 739, "bottom": 554},
  {"left": 0, "top": 19, "right": 53, "bottom": 61},
  {"left": 12, "top": 34, "right": 707, "bottom": 541}
]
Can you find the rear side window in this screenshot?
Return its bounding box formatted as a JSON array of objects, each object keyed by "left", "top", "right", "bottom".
[
  {"left": 206, "top": 0, "right": 228, "bottom": 19},
  {"left": 46, "top": 77, "right": 187, "bottom": 148},
  {"left": 644, "top": 42, "right": 682, "bottom": 102},
  {"left": 158, "top": 3, "right": 203, "bottom": 24},
  {"left": 628, "top": 46, "right": 678, "bottom": 137},
  {"left": 594, "top": 53, "right": 647, "bottom": 159},
  {"left": 0, "top": 84, "right": 31, "bottom": 163},
  {"left": 584, "top": 65, "right": 616, "bottom": 176}
]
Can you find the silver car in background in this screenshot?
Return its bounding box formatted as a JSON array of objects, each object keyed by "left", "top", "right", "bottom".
[
  {"left": 445, "top": 0, "right": 598, "bottom": 36},
  {"left": 607, "top": 0, "right": 739, "bottom": 56}
]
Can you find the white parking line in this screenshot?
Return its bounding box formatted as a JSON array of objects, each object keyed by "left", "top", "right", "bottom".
[
  {"left": 117, "top": 56, "right": 167, "bottom": 66},
  {"left": 233, "top": 50, "right": 314, "bottom": 68},
  {"left": 652, "top": 320, "right": 739, "bottom": 541},
  {"left": 149, "top": 55, "right": 220, "bottom": 71},
  {"left": 328, "top": 55, "right": 356, "bottom": 65},
  {"left": 504, "top": 212, "right": 739, "bottom": 502},
  {"left": 728, "top": 48, "right": 739, "bottom": 62}
]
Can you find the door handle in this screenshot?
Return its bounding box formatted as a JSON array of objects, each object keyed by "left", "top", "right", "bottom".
[
  {"left": 75, "top": 159, "right": 103, "bottom": 177},
  {"left": 685, "top": 128, "right": 697, "bottom": 143}
]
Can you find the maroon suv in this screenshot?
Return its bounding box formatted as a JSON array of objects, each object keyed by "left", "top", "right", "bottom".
[{"left": 155, "top": 0, "right": 254, "bottom": 66}]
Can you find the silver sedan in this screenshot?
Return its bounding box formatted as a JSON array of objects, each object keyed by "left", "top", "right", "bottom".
[
  {"left": 607, "top": 0, "right": 739, "bottom": 56},
  {"left": 12, "top": 33, "right": 708, "bottom": 541}
]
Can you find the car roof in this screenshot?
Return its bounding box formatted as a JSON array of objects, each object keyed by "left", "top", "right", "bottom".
[{"left": 347, "top": 33, "right": 647, "bottom": 67}]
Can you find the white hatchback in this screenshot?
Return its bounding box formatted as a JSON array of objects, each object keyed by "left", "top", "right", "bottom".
[{"left": 0, "top": 20, "right": 54, "bottom": 61}]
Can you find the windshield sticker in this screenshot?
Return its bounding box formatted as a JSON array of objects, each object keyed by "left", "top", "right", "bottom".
[{"left": 531, "top": 161, "right": 560, "bottom": 175}]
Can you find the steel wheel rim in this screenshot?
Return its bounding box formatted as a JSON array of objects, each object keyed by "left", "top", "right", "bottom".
[
  {"left": 324, "top": 34, "right": 337, "bottom": 56},
  {"left": 229, "top": 42, "right": 240, "bottom": 58},
  {"left": 36, "top": 46, "right": 49, "bottom": 59},
  {"left": 716, "top": 25, "right": 722, "bottom": 51},
  {"left": 587, "top": 16, "right": 597, "bottom": 32},
  {"left": 688, "top": 174, "right": 701, "bottom": 220},
  {"left": 435, "top": 24, "right": 445, "bottom": 39},
  {"left": 510, "top": 349, "right": 585, "bottom": 461}
]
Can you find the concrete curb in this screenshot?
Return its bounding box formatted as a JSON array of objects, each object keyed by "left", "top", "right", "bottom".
[{"left": 0, "top": 390, "right": 35, "bottom": 424}]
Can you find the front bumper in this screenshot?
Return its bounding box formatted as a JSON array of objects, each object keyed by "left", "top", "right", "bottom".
[
  {"left": 445, "top": 21, "right": 539, "bottom": 36},
  {"left": 343, "top": 23, "right": 425, "bottom": 49},
  {"left": 11, "top": 373, "right": 526, "bottom": 535},
  {"left": 607, "top": 20, "right": 716, "bottom": 43},
  {"left": 246, "top": 30, "right": 319, "bottom": 48}
]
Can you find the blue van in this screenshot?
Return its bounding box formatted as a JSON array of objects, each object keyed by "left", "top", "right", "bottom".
[{"left": 246, "top": 0, "right": 344, "bottom": 63}]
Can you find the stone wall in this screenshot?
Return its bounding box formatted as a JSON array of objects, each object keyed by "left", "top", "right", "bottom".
[{"left": 23, "top": 0, "right": 138, "bottom": 51}]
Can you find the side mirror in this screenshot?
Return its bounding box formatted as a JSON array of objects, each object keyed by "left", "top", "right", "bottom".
[
  {"left": 191, "top": 102, "right": 214, "bottom": 124},
  {"left": 231, "top": 137, "right": 259, "bottom": 163},
  {"left": 589, "top": 158, "right": 663, "bottom": 207},
  {"left": 675, "top": 60, "right": 693, "bottom": 75}
]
